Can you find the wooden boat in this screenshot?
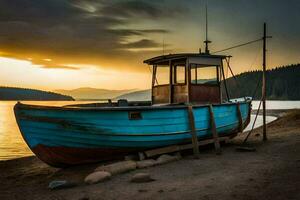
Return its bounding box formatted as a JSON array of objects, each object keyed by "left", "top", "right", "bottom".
[{"left": 14, "top": 53, "right": 251, "bottom": 167}]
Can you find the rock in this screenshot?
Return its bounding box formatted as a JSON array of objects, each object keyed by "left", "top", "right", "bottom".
[
  {"left": 84, "top": 171, "right": 111, "bottom": 184},
  {"left": 138, "top": 152, "right": 146, "bottom": 160},
  {"left": 235, "top": 146, "right": 256, "bottom": 152},
  {"left": 131, "top": 173, "right": 155, "bottom": 183},
  {"left": 78, "top": 195, "right": 89, "bottom": 200},
  {"left": 48, "top": 180, "right": 77, "bottom": 190},
  {"left": 138, "top": 189, "right": 148, "bottom": 193},
  {"left": 136, "top": 159, "right": 157, "bottom": 169},
  {"left": 156, "top": 154, "right": 180, "bottom": 165},
  {"left": 95, "top": 160, "right": 136, "bottom": 175},
  {"left": 124, "top": 154, "right": 138, "bottom": 161}
]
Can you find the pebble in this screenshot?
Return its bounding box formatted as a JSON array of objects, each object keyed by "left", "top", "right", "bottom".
[
  {"left": 124, "top": 154, "right": 138, "bottom": 161},
  {"left": 131, "top": 173, "right": 155, "bottom": 183},
  {"left": 84, "top": 171, "right": 111, "bottom": 184},
  {"left": 94, "top": 160, "right": 137, "bottom": 175},
  {"left": 48, "top": 180, "right": 77, "bottom": 190},
  {"left": 136, "top": 159, "right": 157, "bottom": 169},
  {"left": 236, "top": 146, "right": 256, "bottom": 152},
  {"left": 78, "top": 195, "right": 89, "bottom": 200},
  {"left": 156, "top": 154, "right": 180, "bottom": 165}
]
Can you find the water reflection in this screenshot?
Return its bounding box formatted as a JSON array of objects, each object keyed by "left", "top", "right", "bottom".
[{"left": 0, "top": 101, "right": 32, "bottom": 160}]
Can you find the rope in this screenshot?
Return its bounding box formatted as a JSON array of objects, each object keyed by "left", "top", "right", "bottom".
[
  {"left": 242, "top": 99, "right": 262, "bottom": 144},
  {"left": 250, "top": 48, "right": 263, "bottom": 98},
  {"left": 212, "top": 38, "right": 262, "bottom": 54},
  {"left": 148, "top": 65, "right": 159, "bottom": 85},
  {"left": 225, "top": 57, "right": 242, "bottom": 97},
  {"left": 252, "top": 72, "right": 262, "bottom": 98}
]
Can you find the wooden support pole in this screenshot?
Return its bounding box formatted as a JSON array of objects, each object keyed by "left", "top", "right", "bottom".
[
  {"left": 262, "top": 23, "right": 267, "bottom": 141},
  {"left": 221, "top": 62, "right": 230, "bottom": 101},
  {"left": 236, "top": 103, "right": 243, "bottom": 133},
  {"left": 209, "top": 105, "right": 221, "bottom": 155},
  {"left": 151, "top": 65, "right": 157, "bottom": 104},
  {"left": 169, "top": 60, "right": 173, "bottom": 104},
  {"left": 186, "top": 60, "right": 190, "bottom": 103},
  {"left": 187, "top": 105, "right": 200, "bottom": 158}
]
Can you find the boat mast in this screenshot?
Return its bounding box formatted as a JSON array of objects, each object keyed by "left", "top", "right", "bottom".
[{"left": 204, "top": 4, "right": 211, "bottom": 54}]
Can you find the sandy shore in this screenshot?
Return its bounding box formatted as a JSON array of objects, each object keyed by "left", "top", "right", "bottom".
[{"left": 0, "top": 110, "right": 299, "bottom": 200}]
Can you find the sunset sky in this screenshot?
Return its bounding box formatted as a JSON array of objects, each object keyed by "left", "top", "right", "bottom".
[{"left": 0, "top": 0, "right": 299, "bottom": 91}]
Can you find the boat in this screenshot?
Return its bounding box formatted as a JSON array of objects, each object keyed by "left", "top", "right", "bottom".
[{"left": 14, "top": 51, "right": 252, "bottom": 167}]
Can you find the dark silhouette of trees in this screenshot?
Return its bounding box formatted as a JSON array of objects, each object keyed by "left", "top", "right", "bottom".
[
  {"left": 223, "top": 64, "right": 300, "bottom": 100},
  {"left": 0, "top": 86, "right": 74, "bottom": 100}
]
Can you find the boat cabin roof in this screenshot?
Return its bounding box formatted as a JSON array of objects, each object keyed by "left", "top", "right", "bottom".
[
  {"left": 143, "top": 53, "right": 227, "bottom": 65},
  {"left": 143, "top": 52, "right": 230, "bottom": 105}
]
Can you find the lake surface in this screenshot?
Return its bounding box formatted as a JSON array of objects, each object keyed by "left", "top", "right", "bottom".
[{"left": 0, "top": 100, "right": 299, "bottom": 161}]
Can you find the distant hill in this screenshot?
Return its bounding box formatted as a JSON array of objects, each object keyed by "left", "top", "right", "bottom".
[
  {"left": 115, "top": 64, "right": 300, "bottom": 101},
  {"left": 224, "top": 64, "right": 300, "bottom": 100},
  {"left": 55, "top": 87, "right": 135, "bottom": 100},
  {"left": 115, "top": 89, "right": 151, "bottom": 101},
  {"left": 0, "top": 87, "right": 74, "bottom": 101}
]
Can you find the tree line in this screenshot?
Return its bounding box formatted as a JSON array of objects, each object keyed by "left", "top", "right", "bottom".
[
  {"left": 222, "top": 64, "right": 300, "bottom": 100},
  {"left": 0, "top": 86, "right": 74, "bottom": 100}
]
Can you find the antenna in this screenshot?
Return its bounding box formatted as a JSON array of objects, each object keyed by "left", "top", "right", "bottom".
[
  {"left": 163, "top": 37, "right": 165, "bottom": 55},
  {"left": 203, "top": 3, "right": 211, "bottom": 54}
]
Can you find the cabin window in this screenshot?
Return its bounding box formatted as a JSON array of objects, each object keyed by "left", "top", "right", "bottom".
[
  {"left": 173, "top": 65, "right": 186, "bottom": 84},
  {"left": 191, "top": 64, "right": 218, "bottom": 85},
  {"left": 154, "top": 65, "right": 169, "bottom": 86}
]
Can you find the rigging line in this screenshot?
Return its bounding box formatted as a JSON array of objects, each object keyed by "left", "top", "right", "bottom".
[
  {"left": 212, "top": 38, "right": 263, "bottom": 54},
  {"left": 147, "top": 65, "right": 158, "bottom": 85},
  {"left": 226, "top": 58, "right": 241, "bottom": 97},
  {"left": 252, "top": 71, "right": 262, "bottom": 97},
  {"left": 251, "top": 47, "right": 264, "bottom": 97},
  {"left": 242, "top": 99, "right": 262, "bottom": 144},
  {"left": 249, "top": 47, "right": 263, "bottom": 71},
  {"left": 225, "top": 57, "right": 229, "bottom": 79}
]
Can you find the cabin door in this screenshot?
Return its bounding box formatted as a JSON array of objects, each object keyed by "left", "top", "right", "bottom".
[
  {"left": 172, "top": 64, "right": 188, "bottom": 103},
  {"left": 152, "top": 65, "right": 170, "bottom": 104}
]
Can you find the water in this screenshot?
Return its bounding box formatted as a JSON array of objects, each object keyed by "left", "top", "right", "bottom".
[
  {"left": 0, "top": 100, "right": 299, "bottom": 161},
  {"left": 0, "top": 101, "right": 99, "bottom": 161},
  {"left": 252, "top": 100, "right": 300, "bottom": 110}
]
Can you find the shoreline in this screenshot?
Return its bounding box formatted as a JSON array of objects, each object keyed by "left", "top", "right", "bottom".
[
  {"left": 0, "top": 109, "right": 299, "bottom": 200},
  {"left": 251, "top": 109, "right": 292, "bottom": 117}
]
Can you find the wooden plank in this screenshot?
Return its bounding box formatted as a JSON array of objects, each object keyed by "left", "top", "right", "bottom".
[
  {"left": 151, "top": 65, "right": 157, "bottom": 104},
  {"left": 186, "top": 60, "right": 190, "bottom": 103},
  {"left": 209, "top": 105, "right": 222, "bottom": 155},
  {"left": 144, "top": 137, "right": 229, "bottom": 158},
  {"left": 145, "top": 145, "right": 180, "bottom": 157},
  {"left": 169, "top": 60, "right": 173, "bottom": 104},
  {"left": 187, "top": 105, "right": 200, "bottom": 158},
  {"left": 236, "top": 103, "right": 243, "bottom": 132}
]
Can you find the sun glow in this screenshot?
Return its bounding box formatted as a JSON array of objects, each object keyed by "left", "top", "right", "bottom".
[{"left": 0, "top": 57, "right": 151, "bottom": 91}]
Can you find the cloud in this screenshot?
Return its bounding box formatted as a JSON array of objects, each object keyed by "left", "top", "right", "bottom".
[
  {"left": 122, "top": 39, "right": 161, "bottom": 49},
  {"left": 0, "top": 0, "right": 187, "bottom": 70},
  {"left": 39, "top": 64, "right": 80, "bottom": 70}
]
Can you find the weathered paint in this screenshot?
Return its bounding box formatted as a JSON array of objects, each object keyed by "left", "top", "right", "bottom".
[{"left": 14, "top": 101, "right": 251, "bottom": 167}]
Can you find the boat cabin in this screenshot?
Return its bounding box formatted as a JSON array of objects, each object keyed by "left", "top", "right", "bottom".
[{"left": 144, "top": 53, "right": 227, "bottom": 105}]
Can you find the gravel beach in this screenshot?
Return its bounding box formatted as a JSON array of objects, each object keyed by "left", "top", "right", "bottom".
[{"left": 0, "top": 110, "right": 299, "bottom": 200}]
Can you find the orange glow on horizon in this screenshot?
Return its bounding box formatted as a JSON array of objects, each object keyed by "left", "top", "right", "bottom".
[{"left": 0, "top": 56, "right": 152, "bottom": 91}]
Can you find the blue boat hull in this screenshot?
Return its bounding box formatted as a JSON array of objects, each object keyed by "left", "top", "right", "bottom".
[{"left": 14, "top": 101, "right": 251, "bottom": 167}]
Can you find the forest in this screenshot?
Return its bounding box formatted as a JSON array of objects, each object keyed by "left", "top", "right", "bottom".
[
  {"left": 0, "top": 87, "right": 74, "bottom": 101},
  {"left": 223, "top": 64, "right": 300, "bottom": 100}
]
